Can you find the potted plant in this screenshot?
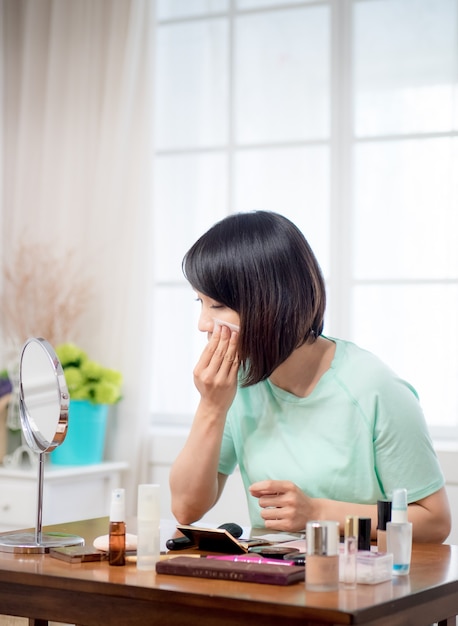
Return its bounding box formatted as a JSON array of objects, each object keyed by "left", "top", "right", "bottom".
[
  {"left": 56, "top": 343, "right": 122, "bottom": 406},
  {"left": 51, "top": 343, "right": 123, "bottom": 466}
]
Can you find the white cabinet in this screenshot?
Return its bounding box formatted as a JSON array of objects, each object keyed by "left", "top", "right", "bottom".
[{"left": 0, "top": 461, "right": 128, "bottom": 531}]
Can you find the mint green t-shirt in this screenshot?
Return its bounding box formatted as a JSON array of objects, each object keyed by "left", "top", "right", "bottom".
[{"left": 218, "top": 338, "right": 444, "bottom": 528}]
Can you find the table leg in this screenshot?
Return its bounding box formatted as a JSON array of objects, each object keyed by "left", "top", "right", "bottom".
[{"left": 28, "top": 620, "right": 48, "bottom": 626}]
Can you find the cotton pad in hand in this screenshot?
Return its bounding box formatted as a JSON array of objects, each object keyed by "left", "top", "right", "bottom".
[{"left": 213, "top": 318, "right": 240, "bottom": 332}]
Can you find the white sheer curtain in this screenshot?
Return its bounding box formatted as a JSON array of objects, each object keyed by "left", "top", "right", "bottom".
[{"left": 1, "top": 0, "right": 155, "bottom": 513}]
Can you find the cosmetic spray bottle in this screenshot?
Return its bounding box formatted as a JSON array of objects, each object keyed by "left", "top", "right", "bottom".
[
  {"left": 386, "top": 488, "right": 412, "bottom": 575},
  {"left": 306, "top": 521, "right": 339, "bottom": 591},
  {"left": 376, "top": 500, "right": 392, "bottom": 553},
  {"left": 109, "top": 488, "right": 126, "bottom": 566},
  {"left": 137, "top": 484, "right": 160, "bottom": 571}
]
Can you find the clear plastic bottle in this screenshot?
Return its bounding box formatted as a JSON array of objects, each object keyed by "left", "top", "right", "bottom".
[
  {"left": 386, "top": 488, "right": 412, "bottom": 575},
  {"left": 137, "top": 484, "right": 160, "bottom": 570}
]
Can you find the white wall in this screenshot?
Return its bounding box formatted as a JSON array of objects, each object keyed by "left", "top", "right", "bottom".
[{"left": 147, "top": 428, "right": 458, "bottom": 543}]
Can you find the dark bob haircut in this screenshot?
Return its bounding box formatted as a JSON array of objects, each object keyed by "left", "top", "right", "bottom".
[{"left": 183, "top": 211, "right": 326, "bottom": 386}]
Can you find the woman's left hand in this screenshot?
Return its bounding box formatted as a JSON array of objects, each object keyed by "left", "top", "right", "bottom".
[{"left": 249, "top": 480, "right": 319, "bottom": 532}]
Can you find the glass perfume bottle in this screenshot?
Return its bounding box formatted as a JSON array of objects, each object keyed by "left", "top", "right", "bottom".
[{"left": 341, "top": 515, "right": 357, "bottom": 588}]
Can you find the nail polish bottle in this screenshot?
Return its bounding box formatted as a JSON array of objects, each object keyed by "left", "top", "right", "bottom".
[
  {"left": 109, "top": 488, "right": 126, "bottom": 566},
  {"left": 306, "top": 521, "right": 339, "bottom": 591},
  {"left": 377, "top": 500, "right": 392, "bottom": 553},
  {"left": 357, "top": 517, "right": 371, "bottom": 552},
  {"left": 341, "top": 516, "right": 358, "bottom": 588},
  {"left": 137, "top": 484, "right": 160, "bottom": 571},
  {"left": 386, "top": 488, "right": 412, "bottom": 575}
]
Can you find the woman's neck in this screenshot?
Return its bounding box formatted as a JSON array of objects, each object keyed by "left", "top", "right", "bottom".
[{"left": 268, "top": 336, "right": 336, "bottom": 398}]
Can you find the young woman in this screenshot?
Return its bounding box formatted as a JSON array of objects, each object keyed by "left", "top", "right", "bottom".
[{"left": 169, "top": 211, "right": 451, "bottom": 542}]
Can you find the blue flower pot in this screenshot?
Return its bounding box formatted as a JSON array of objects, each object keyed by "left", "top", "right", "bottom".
[{"left": 51, "top": 400, "right": 108, "bottom": 465}]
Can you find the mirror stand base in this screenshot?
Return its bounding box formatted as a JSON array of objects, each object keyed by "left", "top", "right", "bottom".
[{"left": 0, "top": 531, "right": 84, "bottom": 553}]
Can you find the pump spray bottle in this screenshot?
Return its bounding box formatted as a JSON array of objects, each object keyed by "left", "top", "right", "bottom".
[
  {"left": 386, "top": 488, "right": 412, "bottom": 575},
  {"left": 109, "top": 488, "right": 126, "bottom": 566}
]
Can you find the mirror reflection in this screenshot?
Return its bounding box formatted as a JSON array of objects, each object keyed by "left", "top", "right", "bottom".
[{"left": 0, "top": 337, "right": 83, "bottom": 553}]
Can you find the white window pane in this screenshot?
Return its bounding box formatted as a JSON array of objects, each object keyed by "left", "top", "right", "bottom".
[
  {"left": 234, "top": 6, "right": 330, "bottom": 143},
  {"left": 354, "top": 138, "right": 458, "bottom": 280},
  {"left": 354, "top": 0, "right": 458, "bottom": 136},
  {"left": 153, "top": 154, "right": 228, "bottom": 282},
  {"left": 151, "top": 286, "right": 206, "bottom": 419},
  {"left": 157, "top": 0, "right": 228, "bottom": 20},
  {"left": 234, "top": 146, "right": 330, "bottom": 277},
  {"left": 154, "top": 19, "right": 228, "bottom": 149},
  {"left": 237, "top": 0, "right": 316, "bottom": 7},
  {"left": 352, "top": 285, "right": 458, "bottom": 430}
]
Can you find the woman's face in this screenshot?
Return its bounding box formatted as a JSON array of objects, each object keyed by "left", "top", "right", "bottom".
[{"left": 195, "top": 291, "right": 240, "bottom": 339}]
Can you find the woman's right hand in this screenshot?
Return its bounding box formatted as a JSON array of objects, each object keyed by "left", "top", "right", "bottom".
[{"left": 193, "top": 323, "right": 239, "bottom": 413}]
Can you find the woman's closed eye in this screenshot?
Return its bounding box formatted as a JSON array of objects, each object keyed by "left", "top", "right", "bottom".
[{"left": 194, "top": 295, "right": 225, "bottom": 309}]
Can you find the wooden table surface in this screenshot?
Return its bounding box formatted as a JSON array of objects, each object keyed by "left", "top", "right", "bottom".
[{"left": 0, "top": 517, "right": 457, "bottom": 626}]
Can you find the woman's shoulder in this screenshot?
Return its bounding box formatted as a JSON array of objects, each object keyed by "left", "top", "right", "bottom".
[
  {"left": 330, "top": 336, "right": 397, "bottom": 373},
  {"left": 328, "top": 336, "right": 419, "bottom": 399}
]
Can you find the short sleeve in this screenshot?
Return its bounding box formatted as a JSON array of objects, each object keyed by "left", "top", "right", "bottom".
[{"left": 372, "top": 377, "right": 444, "bottom": 502}]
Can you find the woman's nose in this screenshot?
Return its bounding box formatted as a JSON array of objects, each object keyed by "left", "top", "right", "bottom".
[{"left": 198, "top": 312, "right": 214, "bottom": 333}]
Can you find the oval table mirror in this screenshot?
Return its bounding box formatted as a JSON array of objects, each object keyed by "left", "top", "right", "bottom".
[{"left": 0, "top": 337, "right": 84, "bottom": 553}]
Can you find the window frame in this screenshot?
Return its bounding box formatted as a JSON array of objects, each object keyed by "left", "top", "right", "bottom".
[{"left": 151, "top": 0, "right": 458, "bottom": 439}]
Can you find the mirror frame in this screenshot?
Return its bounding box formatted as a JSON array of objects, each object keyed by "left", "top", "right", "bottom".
[
  {"left": 19, "top": 337, "right": 70, "bottom": 454},
  {"left": 0, "top": 337, "right": 84, "bottom": 553}
]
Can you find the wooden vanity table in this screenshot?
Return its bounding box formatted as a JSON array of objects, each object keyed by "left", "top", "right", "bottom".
[{"left": 0, "top": 517, "right": 457, "bottom": 626}]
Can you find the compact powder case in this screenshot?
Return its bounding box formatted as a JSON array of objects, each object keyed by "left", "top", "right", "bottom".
[{"left": 247, "top": 545, "right": 300, "bottom": 560}]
